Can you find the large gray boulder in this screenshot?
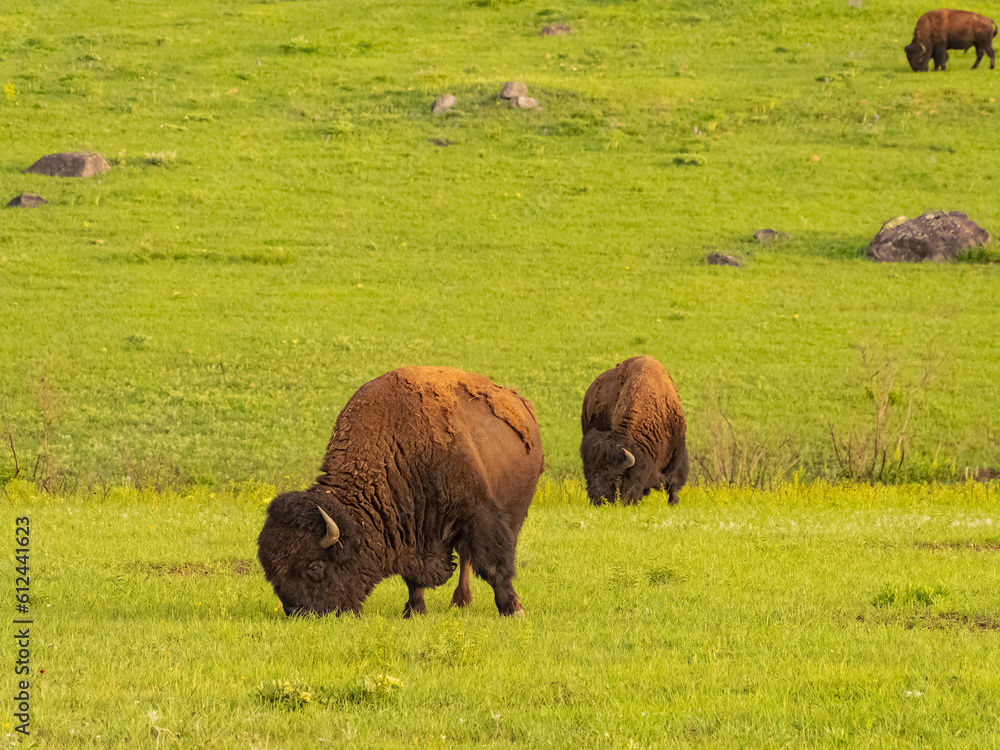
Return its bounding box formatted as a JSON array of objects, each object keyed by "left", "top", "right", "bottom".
[
  {"left": 867, "top": 211, "right": 990, "bottom": 262},
  {"left": 24, "top": 152, "right": 109, "bottom": 178}
]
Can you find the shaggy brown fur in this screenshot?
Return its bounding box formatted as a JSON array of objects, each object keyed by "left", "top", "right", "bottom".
[
  {"left": 581, "top": 356, "right": 688, "bottom": 506},
  {"left": 257, "top": 366, "right": 543, "bottom": 617},
  {"left": 904, "top": 9, "right": 997, "bottom": 71}
]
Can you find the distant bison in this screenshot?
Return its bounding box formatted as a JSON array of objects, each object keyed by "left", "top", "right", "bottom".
[
  {"left": 581, "top": 356, "right": 688, "bottom": 506},
  {"left": 904, "top": 9, "right": 997, "bottom": 71},
  {"left": 258, "top": 366, "right": 544, "bottom": 618}
]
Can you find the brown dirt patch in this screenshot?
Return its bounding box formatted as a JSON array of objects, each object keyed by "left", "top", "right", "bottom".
[
  {"left": 914, "top": 540, "right": 1000, "bottom": 553},
  {"left": 134, "top": 559, "right": 256, "bottom": 578},
  {"left": 852, "top": 612, "right": 1000, "bottom": 631}
]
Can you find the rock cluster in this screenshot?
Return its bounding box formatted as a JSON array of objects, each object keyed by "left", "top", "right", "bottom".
[{"left": 499, "top": 81, "right": 539, "bottom": 109}]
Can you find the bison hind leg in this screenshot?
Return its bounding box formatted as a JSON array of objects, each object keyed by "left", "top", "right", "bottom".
[
  {"left": 450, "top": 544, "right": 473, "bottom": 608},
  {"left": 981, "top": 43, "right": 995, "bottom": 69},
  {"left": 974, "top": 46, "right": 985, "bottom": 69},
  {"left": 465, "top": 520, "right": 524, "bottom": 616}
]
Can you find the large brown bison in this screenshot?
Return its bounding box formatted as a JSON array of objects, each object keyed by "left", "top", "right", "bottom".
[
  {"left": 580, "top": 356, "right": 688, "bottom": 506},
  {"left": 904, "top": 9, "right": 997, "bottom": 71},
  {"left": 257, "top": 366, "right": 543, "bottom": 618}
]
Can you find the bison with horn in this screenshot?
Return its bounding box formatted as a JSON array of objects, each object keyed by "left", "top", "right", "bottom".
[
  {"left": 580, "top": 356, "right": 688, "bottom": 506},
  {"left": 904, "top": 9, "right": 997, "bottom": 71},
  {"left": 257, "top": 366, "right": 544, "bottom": 617}
]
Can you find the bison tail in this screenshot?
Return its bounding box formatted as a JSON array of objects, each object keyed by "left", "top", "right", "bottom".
[{"left": 994, "top": 19, "right": 998, "bottom": 39}]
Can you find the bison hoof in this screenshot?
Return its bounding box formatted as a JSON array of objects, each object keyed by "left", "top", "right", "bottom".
[
  {"left": 450, "top": 590, "right": 472, "bottom": 608},
  {"left": 402, "top": 603, "right": 427, "bottom": 618}
]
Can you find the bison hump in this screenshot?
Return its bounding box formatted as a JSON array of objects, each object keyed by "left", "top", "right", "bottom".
[
  {"left": 396, "top": 367, "right": 537, "bottom": 454},
  {"left": 320, "top": 366, "right": 538, "bottom": 479}
]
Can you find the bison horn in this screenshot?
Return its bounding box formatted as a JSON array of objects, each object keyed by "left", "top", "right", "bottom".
[
  {"left": 317, "top": 505, "right": 340, "bottom": 548},
  {"left": 620, "top": 449, "right": 636, "bottom": 469},
  {"left": 917, "top": 42, "right": 926, "bottom": 53}
]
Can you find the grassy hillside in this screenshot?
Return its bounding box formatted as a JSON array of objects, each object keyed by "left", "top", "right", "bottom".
[{"left": 2, "top": 0, "right": 1000, "bottom": 490}]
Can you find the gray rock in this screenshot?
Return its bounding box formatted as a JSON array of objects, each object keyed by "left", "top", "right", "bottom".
[
  {"left": 432, "top": 94, "right": 457, "bottom": 115},
  {"left": 975, "top": 467, "right": 999, "bottom": 482},
  {"left": 540, "top": 24, "right": 573, "bottom": 36},
  {"left": 867, "top": 211, "right": 991, "bottom": 262},
  {"left": 6, "top": 193, "right": 48, "bottom": 208},
  {"left": 499, "top": 81, "right": 528, "bottom": 100},
  {"left": 753, "top": 228, "right": 785, "bottom": 244},
  {"left": 510, "top": 96, "right": 539, "bottom": 109},
  {"left": 706, "top": 253, "right": 742, "bottom": 267},
  {"left": 24, "top": 152, "right": 110, "bottom": 178}
]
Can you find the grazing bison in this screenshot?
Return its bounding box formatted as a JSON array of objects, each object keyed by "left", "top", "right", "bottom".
[
  {"left": 904, "top": 9, "right": 997, "bottom": 71},
  {"left": 580, "top": 356, "right": 688, "bottom": 506},
  {"left": 257, "top": 366, "right": 543, "bottom": 618}
]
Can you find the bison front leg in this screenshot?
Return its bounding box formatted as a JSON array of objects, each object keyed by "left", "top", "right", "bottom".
[
  {"left": 450, "top": 547, "right": 473, "bottom": 608},
  {"left": 402, "top": 580, "right": 427, "bottom": 618},
  {"left": 933, "top": 46, "right": 948, "bottom": 70}
]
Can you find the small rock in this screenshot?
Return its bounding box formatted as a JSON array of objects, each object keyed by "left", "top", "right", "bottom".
[
  {"left": 975, "top": 467, "right": 999, "bottom": 482},
  {"left": 510, "top": 96, "right": 539, "bottom": 109},
  {"left": 867, "top": 211, "right": 991, "bottom": 263},
  {"left": 753, "top": 228, "right": 785, "bottom": 244},
  {"left": 706, "top": 253, "right": 742, "bottom": 267},
  {"left": 672, "top": 154, "right": 705, "bottom": 167},
  {"left": 6, "top": 193, "right": 48, "bottom": 208},
  {"left": 499, "top": 81, "right": 528, "bottom": 100},
  {"left": 431, "top": 94, "right": 457, "bottom": 115},
  {"left": 540, "top": 24, "right": 573, "bottom": 36},
  {"left": 430, "top": 138, "right": 451, "bottom": 147},
  {"left": 24, "top": 152, "right": 110, "bottom": 178}
]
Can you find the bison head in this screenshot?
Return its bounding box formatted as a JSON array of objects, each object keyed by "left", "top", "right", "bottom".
[
  {"left": 581, "top": 431, "right": 640, "bottom": 505},
  {"left": 904, "top": 41, "right": 930, "bottom": 71},
  {"left": 257, "top": 490, "right": 375, "bottom": 616}
]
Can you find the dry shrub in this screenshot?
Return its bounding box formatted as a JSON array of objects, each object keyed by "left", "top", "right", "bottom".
[
  {"left": 691, "top": 396, "right": 801, "bottom": 487},
  {"left": 827, "top": 345, "right": 935, "bottom": 483}
]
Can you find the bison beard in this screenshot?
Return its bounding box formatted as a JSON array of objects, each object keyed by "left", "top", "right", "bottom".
[
  {"left": 257, "top": 366, "right": 544, "bottom": 618},
  {"left": 904, "top": 9, "right": 997, "bottom": 72},
  {"left": 580, "top": 356, "right": 688, "bottom": 506}
]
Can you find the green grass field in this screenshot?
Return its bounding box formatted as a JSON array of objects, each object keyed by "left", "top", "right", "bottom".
[
  {"left": 3, "top": 0, "right": 1000, "bottom": 746},
  {"left": 4, "top": 483, "right": 1000, "bottom": 748}
]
